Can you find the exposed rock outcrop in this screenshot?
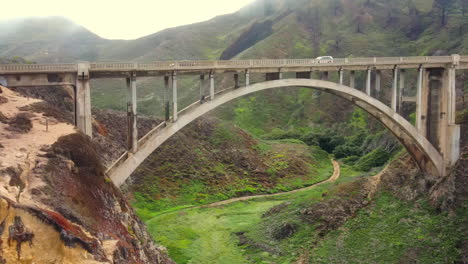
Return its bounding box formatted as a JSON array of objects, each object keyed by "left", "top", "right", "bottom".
[{"left": 0, "top": 86, "right": 174, "bottom": 263}]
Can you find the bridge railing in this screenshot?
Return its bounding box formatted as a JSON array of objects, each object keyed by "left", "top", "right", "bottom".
[
  {"left": 0, "top": 63, "right": 77, "bottom": 73},
  {"left": 0, "top": 56, "right": 460, "bottom": 74},
  {"left": 90, "top": 62, "right": 136, "bottom": 71}
]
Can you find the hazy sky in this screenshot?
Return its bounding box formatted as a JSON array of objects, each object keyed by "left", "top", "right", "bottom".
[{"left": 1, "top": 0, "right": 254, "bottom": 40}]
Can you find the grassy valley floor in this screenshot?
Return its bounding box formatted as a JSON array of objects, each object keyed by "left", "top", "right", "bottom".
[
  {"left": 142, "top": 164, "right": 361, "bottom": 263},
  {"left": 141, "top": 163, "right": 466, "bottom": 263}
]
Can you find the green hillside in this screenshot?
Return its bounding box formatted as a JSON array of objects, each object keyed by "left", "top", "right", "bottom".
[{"left": 1, "top": 1, "right": 467, "bottom": 262}]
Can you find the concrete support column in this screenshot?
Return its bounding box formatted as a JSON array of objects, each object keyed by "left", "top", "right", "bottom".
[
  {"left": 172, "top": 71, "right": 178, "bottom": 121},
  {"left": 234, "top": 73, "right": 240, "bottom": 88},
  {"left": 391, "top": 67, "right": 399, "bottom": 111},
  {"left": 278, "top": 70, "right": 283, "bottom": 80},
  {"left": 416, "top": 67, "right": 424, "bottom": 132},
  {"left": 398, "top": 69, "right": 406, "bottom": 113},
  {"left": 209, "top": 72, "right": 215, "bottom": 101},
  {"left": 349, "top": 71, "right": 355, "bottom": 88},
  {"left": 200, "top": 74, "right": 205, "bottom": 102},
  {"left": 375, "top": 70, "right": 381, "bottom": 98},
  {"left": 75, "top": 63, "right": 92, "bottom": 137},
  {"left": 127, "top": 73, "right": 138, "bottom": 153},
  {"left": 245, "top": 70, "right": 250, "bottom": 86},
  {"left": 366, "top": 68, "right": 372, "bottom": 96},
  {"left": 339, "top": 69, "right": 344, "bottom": 85},
  {"left": 441, "top": 67, "right": 460, "bottom": 167},
  {"left": 164, "top": 75, "right": 170, "bottom": 121}
]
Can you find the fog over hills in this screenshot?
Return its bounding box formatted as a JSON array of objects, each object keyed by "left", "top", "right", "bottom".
[{"left": 1, "top": 0, "right": 466, "bottom": 63}]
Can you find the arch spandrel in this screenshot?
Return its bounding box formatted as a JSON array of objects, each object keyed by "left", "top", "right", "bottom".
[{"left": 108, "top": 79, "right": 444, "bottom": 186}]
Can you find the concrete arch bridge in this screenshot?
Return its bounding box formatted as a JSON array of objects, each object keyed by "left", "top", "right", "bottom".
[{"left": 0, "top": 55, "right": 464, "bottom": 186}]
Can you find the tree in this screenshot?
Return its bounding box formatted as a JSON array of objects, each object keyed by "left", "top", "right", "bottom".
[{"left": 433, "top": 0, "right": 456, "bottom": 26}]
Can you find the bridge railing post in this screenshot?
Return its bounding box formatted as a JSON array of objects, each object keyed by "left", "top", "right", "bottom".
[{"left": 75, "top": 62, "right": 92, "bottom": 137}]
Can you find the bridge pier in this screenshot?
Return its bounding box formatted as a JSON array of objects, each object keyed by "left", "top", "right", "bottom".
[
  {"left": 375, "top": 70, "right": 381, "bottom": 98},
  {"left": 75, "top": 63, "right": 92, "bottom": 137},
  {"left": 416, "top": 67, "right": 429, "bottom": 136},
  {"left": 392, "top": 67, "right": 399, "bottom": 111},
  {"left": 349, "top": 70, "right": 355, "bottom": 88},
  {"left": 164, "top": 75, "right": 170, "bottom": 121},
  {"left": 398, "top": 69, "right": 406, "bottom": 113},
  {"left": 423, "top": 67, "right": 460, "bottom": 170},
  {"left": 172, "top": 71, "right": 178, "bottom": 121},
  {"left": 366, "top": 68, "right": 371, "bottom": 96},
  {"left": 245, "top": 70, "right": 250, "bottom": 86},
  {"left": 440, "top": 66, "right": 460, "bottom": 167},
  {"left": 210, "top": 72, "right": 215, "bottom": 100},
  {"left": 126, "top": 73, "right": 138, "bottom": 153},
  {"left": 339, "top": 69, "right": 344, "bottom": 85},
  {"left": 200, "top": 74, "right": 206, "bottom": 102}
]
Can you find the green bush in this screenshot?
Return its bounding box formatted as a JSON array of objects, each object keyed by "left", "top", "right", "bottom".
[
  {"left": 341, "top": 155, "right": 360, "bottom": 165},
  {"left": 333, "top": 144, "right": 362, "bottom": 159},
  {"left": 354, "top": 147, "right": 391, "bottom": 171},
  {"left": 301, "top": 130, "right": 345, "bottom": 153}
]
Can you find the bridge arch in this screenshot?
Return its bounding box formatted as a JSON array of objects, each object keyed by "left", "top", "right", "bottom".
[{"left": 108, "top": 79, "right": 444, "bottom": 186}]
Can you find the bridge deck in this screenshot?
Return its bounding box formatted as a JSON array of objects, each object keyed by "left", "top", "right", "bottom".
[{"left": 0, "top": 56, "right": 467, "bottom": 76}]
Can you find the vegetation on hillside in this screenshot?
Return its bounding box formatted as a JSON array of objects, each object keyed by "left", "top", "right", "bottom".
[
  {"left": 144, "top": 157, "right": 466, "bottom": 263},
  {"left": 129, "top": 117, "right": 334, "bottom": 219}
]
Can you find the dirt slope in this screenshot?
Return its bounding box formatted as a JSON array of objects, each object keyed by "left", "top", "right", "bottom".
[{"left": 0, "top": 86, "right": 174, "bottom": 263}]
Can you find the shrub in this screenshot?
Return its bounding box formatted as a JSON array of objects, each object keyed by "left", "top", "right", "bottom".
[
  {"left": 341, "top": 155, "right": 360, "bottom": 165},
  {"left": 353, "top": 147, "right": 391, "bottom": 171},
  {"left": 7, "top": 113, "right": 33, "bottom": 133},
  {"left": 333, "top": 145, "right": 362, "bottom": 159}
]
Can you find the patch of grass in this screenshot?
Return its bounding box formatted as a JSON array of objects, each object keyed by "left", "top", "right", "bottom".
[
  {"left": 145, "top": 164, "right": 367, "bottom": 264},
  {"left": 147, "top": 200, "right": 282, "bottom": 264},
  {"left": 210, "top": 122, "right": 240, "bottom": 146},
  {"left": 310, "top": 193, "right": 464, "bottom": 263},
  {"left": 253, "top": 141, "right": 272, "bottom": 155}
]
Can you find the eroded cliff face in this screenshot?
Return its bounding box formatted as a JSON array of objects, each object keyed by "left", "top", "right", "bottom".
[{"left": 0, "top": 86, "right": 174, "bottom": 263}]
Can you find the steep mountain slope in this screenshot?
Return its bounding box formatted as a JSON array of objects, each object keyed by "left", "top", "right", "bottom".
[{"left": 0, "top": 17, "right": 110, "bottom": 63}]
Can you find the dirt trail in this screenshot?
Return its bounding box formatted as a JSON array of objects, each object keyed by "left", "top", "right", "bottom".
[{"left": 200, "top": 160, "right": 340, "bottom": 208}]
